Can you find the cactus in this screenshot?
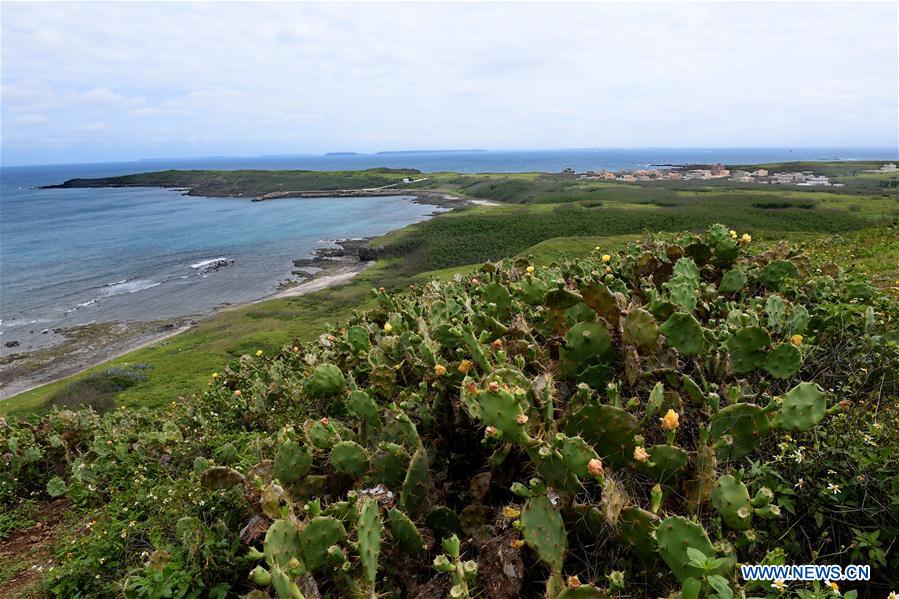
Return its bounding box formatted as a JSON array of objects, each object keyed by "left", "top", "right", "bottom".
[
  {"left": 762, "top": 342, "right": 802, "bottom": 379},
  {"left": 558, "top": 321, "right": 615, "bottom": 381},
  {"left": 655, "top": 516, "right": 725, "bottom": 583},
  {"left": 718, "top": 268, "right": 746, "bottom": 294},
  {"left": 520, "top": 492, "right": 567, "bottom": 573},
  {"left": 432, "top": 534, "right": 478, "bottom": 599},
  {"left": 275, "top": 442, "right": 313, "bottom": 485},
  {"left": 369, "top": 443, "right": 409, "bottom": 489},
  {"left": 270, "top": 564, "right": 305, "bottom": 599},
  {"left": 635, "top": 444, "right": 689, "bottom": 482},
  {"left": 387, "top": 508, "right": 425, "bottom": 557},
  {"left": 710, "top": 403, "right": 770, "bottom": 461},
  {"left": 565, "top": 404, "right": 639, "bottom": 468},
  {"left": 303, "top": 364, "right": 346, "bottom": 399},
  {"left": 726, "top": 327, "right": 771, "bottom": 374},
  {"left": 760, "top": 259, "right": 800, "bottom": 290},
  {"left": 357, "top": 498, "right": 381, "bottom": 591},
  {"left": 623, "top": 307, "right": 660, "bottom": 352},
  {"left": 710, "top": 474, "right": 753, "bottom": 530},
  {"left": 618, "top": 507, "right": 658, "bottom": 561},
  {"left": 330, "top": 441, "right": 369, "bottom": 478},
  {"left": 347, "top": 390, "right": 381, "bottom": 429},
  {"left": 476, "top": 385, "right": 533, "bottom": 445},
  {"left": 264, "top": 519, "right": 303, "bottom": 569},
  {"left": 772, "top": 382, "right": 827, "bottom": 431},
  {"left": 298, "top": 516, "right": 347, "bottom": 571},
  {"left": 660, "top": 312, "right": 704, "bottom": 355},
  {"left": 400, "top": 448, "right": 430, "bottom": 518}
]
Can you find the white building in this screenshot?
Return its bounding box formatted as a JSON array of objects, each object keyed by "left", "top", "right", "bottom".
[{"left": 880, "top": 163, "right": 897, "bottom": 173}]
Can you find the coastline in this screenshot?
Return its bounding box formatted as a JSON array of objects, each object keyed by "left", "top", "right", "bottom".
[{"left": 0, "top": 193, "right": 490, "bottom": 404}]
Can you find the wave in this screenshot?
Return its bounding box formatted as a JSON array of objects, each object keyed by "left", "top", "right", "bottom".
[{"left": 101, "top": 279, "right": 161, "bottom": 297}]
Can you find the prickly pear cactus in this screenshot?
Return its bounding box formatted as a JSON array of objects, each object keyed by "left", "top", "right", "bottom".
[{"left": 192, "top": 224, "right": 860, "bottom": 598}]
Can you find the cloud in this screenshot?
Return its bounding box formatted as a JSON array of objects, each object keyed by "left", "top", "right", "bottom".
[
  {"left": 0, "top": 1, "right": 896, "bottom": 165},
  {"left": 13, "top": 114, "right": 50, "bottom": 126}
]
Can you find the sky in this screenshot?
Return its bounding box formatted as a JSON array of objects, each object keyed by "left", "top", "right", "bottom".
[{"left": 1, "top": 1, "right": 897, "bottom": 166}]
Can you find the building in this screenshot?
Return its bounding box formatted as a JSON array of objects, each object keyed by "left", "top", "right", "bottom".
[
  {"left": 619, "top": 174, "right": 636, "bottom": 182},
  {"left": 752, "top": 169, "right": 769, "bottom": 177},
  {"left": 561, "top": 167, "right": 576, "bottom": 175},
  {"left": 711, "top": 163, "right": 727, "bottom": 176},
  {"left": 880, "top": 163, "right": 897, "bottom": 173},
  {"left": 684, "top": 169, "right": 713, "bottom": 180},
  {"left": 771, "top": 172, "right": 807, "bottom": 184},
  {"left": 798, "top": 175, "right": 831, "bottom": 186}
]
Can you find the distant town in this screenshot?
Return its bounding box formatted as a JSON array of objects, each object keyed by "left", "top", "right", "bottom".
[{"left": 569, "top": 162, "right": 897, "bottom": 186}]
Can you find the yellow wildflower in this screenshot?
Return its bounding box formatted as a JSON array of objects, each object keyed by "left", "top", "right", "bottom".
[
  {"left": 458, "top": 359, "right": 473, "bottom": 374},
  {"left": 384, "top": 322, "right": 393, "bottom": 333},
  {"left": 729, "top": 229, "right": 737, "bottom": 238},
  {"left": 502, "top": 506, "right": 521, "bottom": 519},
  {"left": 211, "top": 372, "right": 219, "bottom": 379},
  {"left": 771, "top": 579, "right": 786, "bottom": 591},
  {"left": 740, "top": 233, "right": 752, "bottom": 244},
  {"left": 826, "top": 580, "right": 839, "bottom": 595},
  {"left": 434, "top": 364, "right": 447, "bottom": 377},
  {"left": 255, "top": 350, "right": 263, "bottom": 357},
  {"left": 526, "top": 265, "right": 535, "bottom": 274},
  {"left": 790, "top": 334, "right": 803, "bottom": 346},
  {"left": 601, "top": 254, "right": 611, "bottom": 263}
]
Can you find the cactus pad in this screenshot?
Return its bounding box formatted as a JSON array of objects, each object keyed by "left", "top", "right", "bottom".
[
  {"left": 388, "top": 508, "right": 425, "bottom": 557},
  {"left": 400, "top": 448, "right": 430, "bottom": 518},
  {"left": 264, "top": 519, "right": 303, "bottom": 569},
  {"left": 655, "top": 516, "right": 719, "bottom": 583},
  {"left": 618, "top": 507, "right": 658, "bottom": 561},
  {"left": 565, "top": 404, "right": 639, "bottom": 468},
  {"left": 726, "top": 327, "right": 771, "bottom": 374},
  {"left": 623, "top": 308, "right": 660, "bottom": 352},
  {"left": 357, "top": 498, "right": 381, "bottom": 586},
  {"left": 711, "top": 474, "right": 753, "bottom": 530},
  {"left": 521, "top": 493, "right": 567, "bottom": 573},
  {"left": 329, "top": 441, "right": 369, "bottom": 478},
  {"left": 710, "top": 403, "right": 769, "bottom": 461},
  {"left": 762, "top": 342, "right": 802, "bottom": 379},
  {"left": 660, "top": 313, "right": 704, "bottom": 355},
  {"left": 772, "top": 382, "right": 827, "bottom": 431},
  {"left": 718, "top": 269, "right": 747, "bottom": 294},
  {"left": 274, "top": 442, "right": 313, "bottom": 484},
  {"left": 298, "top": 516, "right": 347, "bottom": 572},
  {"left": 558, "top": 321, "right": 615, "bottom": 380},
  {"left": 303, "top": 364, "right": 346, "bottom": 399},
  {"left": 635, "top": 444, "right": 688, "bottom": 482}
]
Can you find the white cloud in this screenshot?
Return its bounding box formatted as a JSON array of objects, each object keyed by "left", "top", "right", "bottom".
[
  {"left": 13, "top": 114, "right": 50, "bottom": 126},
  {"left": 1, "top": 1, "right": 896, "bottom": 165}
]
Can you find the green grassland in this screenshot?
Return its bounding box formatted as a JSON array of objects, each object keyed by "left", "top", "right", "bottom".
[{"left": 3, "top": 163, "right": 896, "bottom": 416}]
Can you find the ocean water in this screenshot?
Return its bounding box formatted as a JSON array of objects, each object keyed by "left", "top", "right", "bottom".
[
  {"left": 0, "top": 164, "right": 444, "bottom": 354},
  {"left": 1, "top": 148, "right": 894, "bottom": 355}
]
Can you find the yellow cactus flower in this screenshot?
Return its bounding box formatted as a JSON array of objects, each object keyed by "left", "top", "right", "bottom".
[
  {"left": 384, "top": 322, "right": 393, "bottom": 333},
  {"left": 601, "top": 254, "right": 611, "bottom": 263},
  {"left": 255, "top": 350, "right": 263, "bottom": 357},
  {"left": 790, "top": 334, "right": 803, "bottom": 346},
  {"left": 587, "top": 458, "right": 604, "bottom": 476},
  {"left": 509, "top": 539, "right": 524, "bottom": 549},
  {"left": 234, "top": 390, "right": 241, "bottom": 397},
  {"left": 740, "top": 233, "right": 752, "bottom": 244},
  {"left": 434, "top": 364, "right": 447, "bottom": 377},
  {"left": 526, "top": 265, "right": 535, "bottom": 274},
  {"left": 502, "top": 506, "right": 521, "bottom": 519},
  {"left": 729, "top": 229, "right": 737, "bottom": 238},
  {"left": 458, "top": 359, "right": 473, "bottom": 374},
  {"left": 211, "top": 372, "right": 219, "bottom": 379},
  {"left": 516, "top": 414, "right": 529, "bottom": 425},
  {"left": 633, "top": 446, "right": 650, "bottom": 463},
  {"left": 567, "top": 575, "right": 581, "bottom": 588},
  {"left": 288, "top": 557, "right": 301, "bottom": 569},
  {"left": 660, "top": 409, "right": 680, "bottom": 431}
]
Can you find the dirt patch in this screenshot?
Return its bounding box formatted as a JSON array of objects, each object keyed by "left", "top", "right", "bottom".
[{"left": 0, "top": 498, "right": 72, "bottom": 597}]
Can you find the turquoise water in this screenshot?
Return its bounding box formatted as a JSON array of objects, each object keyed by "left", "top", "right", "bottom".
[
  {"left": 1, "top": 148, "right": 895, "bottom": 354},
  {"left": 0, "top": 165, "right": 442, "bottom": 353}
]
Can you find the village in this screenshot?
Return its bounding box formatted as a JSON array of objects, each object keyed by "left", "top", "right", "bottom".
[{"left": 569, "top": 161, "right": 898, "bottom": 186}]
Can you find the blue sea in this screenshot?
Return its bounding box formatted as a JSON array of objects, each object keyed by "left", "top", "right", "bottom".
[{"left": 1, "top": 148, "right": 894, "bottom": 356}]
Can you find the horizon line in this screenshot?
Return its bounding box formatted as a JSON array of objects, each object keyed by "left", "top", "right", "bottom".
[{"left": 2, "top": 145, "right": 897, "bottom": 169}]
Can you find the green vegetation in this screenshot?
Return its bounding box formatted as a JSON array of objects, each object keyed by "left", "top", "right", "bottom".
[
  {"left": 2, "top": 164, "right": 897, "bottom": 597},
  {"left": 2, "top": 225, "right": 896, "bottom": 598}
]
